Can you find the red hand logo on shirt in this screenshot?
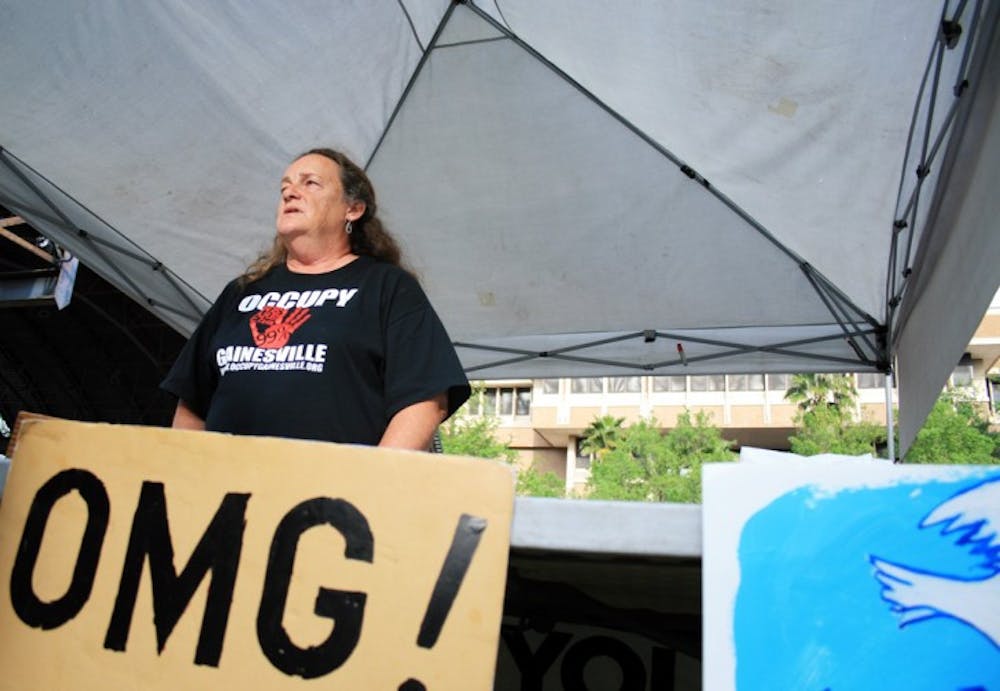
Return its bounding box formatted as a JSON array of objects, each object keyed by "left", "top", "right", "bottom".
[{"left": 249, "top": 306, "right": 312, "bottom": 349}]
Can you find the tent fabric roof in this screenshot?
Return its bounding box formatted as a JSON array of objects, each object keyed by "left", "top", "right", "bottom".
[{"left": 2, "top": 1, "right": 998, "bottom": 452}]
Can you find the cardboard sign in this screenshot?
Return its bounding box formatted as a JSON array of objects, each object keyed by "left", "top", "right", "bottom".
[
  {"left": 0, "top": 419, "right": 515, "bottom": 690},
  {"left": 703, "top": 453, "right": 1000, "bottom": 691}
]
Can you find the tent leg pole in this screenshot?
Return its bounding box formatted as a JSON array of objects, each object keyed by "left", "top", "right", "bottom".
[{"left": 885, "top": 372, "right": 896, "bottom": 462}]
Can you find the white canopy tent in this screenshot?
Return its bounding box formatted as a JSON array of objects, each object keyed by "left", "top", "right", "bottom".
[{"left": 1, "top": 0, "right": 997, "bottom": 454}]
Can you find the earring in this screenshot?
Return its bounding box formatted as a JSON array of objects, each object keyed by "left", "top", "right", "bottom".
[{"left": 345, "top": 220, "right": 353, "bottom": 235}]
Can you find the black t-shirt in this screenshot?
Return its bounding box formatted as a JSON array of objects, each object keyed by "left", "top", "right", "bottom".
[{"left": 161, "top": 257, "right": 470, "bottom": 445}]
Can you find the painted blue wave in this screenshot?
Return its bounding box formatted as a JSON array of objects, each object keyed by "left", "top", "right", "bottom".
[{"left": 734, "top": 470, "right": 1000, "bottom": 690}]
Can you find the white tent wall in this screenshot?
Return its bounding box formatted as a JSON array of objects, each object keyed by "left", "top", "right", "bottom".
[
  {"left": 0, "top": 1, "right": 996, "bottom": 453},
  {"left": 895, "top": 0, "right": 1000, "bottom": 453}
]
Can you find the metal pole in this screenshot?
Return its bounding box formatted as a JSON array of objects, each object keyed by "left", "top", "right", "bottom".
[{"left": 885, "top": 372, "right": 896, "bottom": 462}]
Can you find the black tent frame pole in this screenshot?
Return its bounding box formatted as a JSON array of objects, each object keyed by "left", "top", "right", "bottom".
[
  {"left": 457, "top": 325, "right": 880, "bottom": 374},
  {"left": 886, "top": 0, "right": 982, "bottom": 336},
  {"left": 0, "top": 150, "right": 75, "bottom": 229},
  {"left": 395, "top": 0, "right": 426, "bottom": 53},
  {"left": 807, "top": 269, "right": 883, "bottom": 363},
  {"left": 0, "top": 150, "right": 207, "bottom": 324}
]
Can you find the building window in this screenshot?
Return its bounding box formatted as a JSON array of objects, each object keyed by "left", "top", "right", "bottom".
[
  {"left": 856, "top": 372, "right": 886, "bottom": 389},
  {"left": 727, "top": 374, "right": 764, "bottom": 391},
  {"left": 470, "top": 386, "right": 531, "bottom": 417},
  {"left": 539, "top": 378, "right": 560, "bottom": 395},
  {"left": 499, "top": 388, "right": 514, "bottom": 415},
  {"left": 767, "top": 374, "right": 791, "bottom": 391},
  {"left": 652, "top": 375, "right": 686, "bottom": 392},
  {"left": 690, "top": 375, "right": 724, "bottom": 392},
  {"left": 608, "top": 376, "right": 641, "bottom": 393},
  {"left": 516, "top": 389, "right": 531, "bottom": 415},
  {"left": 570, "top": 377, "right": 604, "bottom": 394},
  {"left": 574, "top": 438, "right": 592, "bottom": 470},
  {"left": 950, "top": 364, "right": 974, "bottom": 387}
]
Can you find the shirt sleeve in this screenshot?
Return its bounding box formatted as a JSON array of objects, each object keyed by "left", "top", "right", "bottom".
[
  {"left": 159, "top": 282, "right": 234, "bottom": 419},
  {"left": 381, "top": 270, "right": 470, "bottom": 421}
]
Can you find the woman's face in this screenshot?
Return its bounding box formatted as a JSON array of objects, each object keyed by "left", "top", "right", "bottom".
[{"left": 275, "top": 154, "right": 362, "bottom": 240}]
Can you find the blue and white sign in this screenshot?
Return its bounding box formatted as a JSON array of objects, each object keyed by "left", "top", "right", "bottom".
[{"left": 703, "top": 451, "right": 1000, "bottom": 690}]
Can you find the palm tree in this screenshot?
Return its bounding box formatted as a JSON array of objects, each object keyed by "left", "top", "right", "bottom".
[
  {"left": 784, "top": 373, "right": 858, "bottom": 413},
  {"left": 579, "top": 415, "right": 626, "bottom": 459}
]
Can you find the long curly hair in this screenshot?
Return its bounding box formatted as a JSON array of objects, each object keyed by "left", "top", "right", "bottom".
[{"left": 240, "top": 148, "right": 405, "bottom": 284}]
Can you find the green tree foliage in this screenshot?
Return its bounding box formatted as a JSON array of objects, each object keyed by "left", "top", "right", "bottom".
[
  {"left": 439, "top": 390, "right": 564, "bottom": 497},
  {"left": 784, "top": 373, "right": 857, "bottom": 413},
  {"left": 439, "top": 412, "right": 517, "bottom": 463},
  {"left": 586, "top": 411, "right": 736, "bottom": 503},
  {"left": 788, "top": 405, "right": 885, "bottom": 456},
  {"left": 785, "top": 373, "right": 885, "bottom": 456},
  {"left": 905, "top": 392, "right": 999, "bottom": 464},
  {"left": 786, "top": 375, "right": 999, "bottom": 463},
  {"left": 578, "top": 415, "right": 625, "bottom": 459},
  {"left": 515, "top": 466, "right": 566, "bottom": 498}
]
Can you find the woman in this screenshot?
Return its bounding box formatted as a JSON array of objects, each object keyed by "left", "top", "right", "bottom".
[{"left": 162, "top": 148, "right": 470, "bottom": 450}]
